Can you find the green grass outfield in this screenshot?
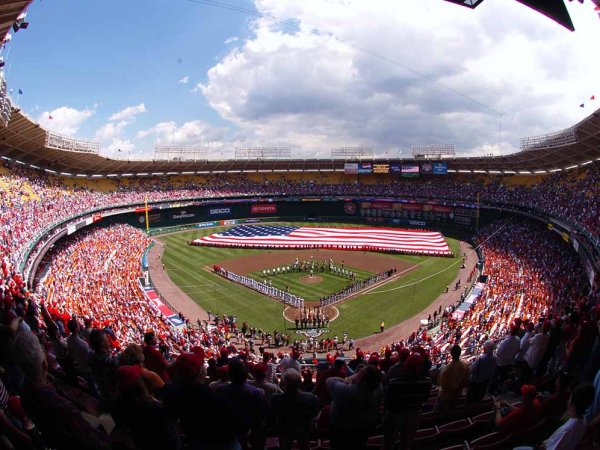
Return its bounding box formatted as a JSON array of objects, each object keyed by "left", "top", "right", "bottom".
[
  {"left": 248, "top": 266, "right": 373, "bottom": 301},
  {"left": 158, "top": 222, "right": 461, "bottom": 339}
]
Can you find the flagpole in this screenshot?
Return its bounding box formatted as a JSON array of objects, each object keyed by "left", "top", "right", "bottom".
[{"left": 145, "top": 195, "right": 149, "bottom": 233}]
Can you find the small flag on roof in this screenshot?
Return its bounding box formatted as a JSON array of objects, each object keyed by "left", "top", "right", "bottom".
[
  {"left": 580, "top": 103, "right": 585, "bottom": 108},
  {"left": 591, "top": 95, "right": 596, "bottom": 100},
  {"left": 18, "top": 89, "right": 22, "bottom": 95},
  {"left": 48, "top": 114, "right": 53, "bottom": 119}
]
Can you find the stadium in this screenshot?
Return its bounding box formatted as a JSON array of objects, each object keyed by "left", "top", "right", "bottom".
[{"left": 0, "top": 1, "right": 599, "bottom": 449}]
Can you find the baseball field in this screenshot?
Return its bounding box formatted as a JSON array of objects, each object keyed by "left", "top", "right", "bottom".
[{"left": 158, "top": 222, "right": 462, "bottom": 339}]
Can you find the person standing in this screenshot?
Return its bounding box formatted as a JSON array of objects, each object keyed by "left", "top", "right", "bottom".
[
  {"left": 271, "top": 369, "right": 318, "bottom": 450},
  {"left": 436, "top": 345, "right": 470, "bottom": 412}
]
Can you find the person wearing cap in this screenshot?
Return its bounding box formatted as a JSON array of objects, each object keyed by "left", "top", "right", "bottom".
[
  {"left": 118, "top": 343, "right": 165, "bottom": 396},
  {"left": 163, "top": 352, "right": 247, "bottom": 450},
  {"left": 209, "top": 364, "right": 230, "bottom": 391},
  {"left": 494, "top": 384, "right": 541, "bottom": 434},
  {"left": 271, "top": 369, "right": 319, "bottom": 450},
  {"left": 249, "top": 362, "right": 282, "bottom": 406},
  {"left": 111, "top": 365, "right": 179, "bottom": 450},
  {"left": 467, "top": 340, "right": 497, "bottom": 403},
  {"left": 217, "top": 359, "right": 269, "bottom": 450}
]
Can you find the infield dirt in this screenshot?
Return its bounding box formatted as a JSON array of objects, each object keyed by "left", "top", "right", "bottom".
[{"left": 215, "top": 249, "right": 412, "bottom": 275}]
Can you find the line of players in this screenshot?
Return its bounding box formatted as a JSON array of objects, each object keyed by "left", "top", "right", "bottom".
[
  {"left": 320, "top": 267, "right": 397, "bottom": 306},
  {"left": 262, "top": 257, "right": 357, "bottom": 280},
  {"left": 213, "top": 265, "right": 305, "bottom": 308}
]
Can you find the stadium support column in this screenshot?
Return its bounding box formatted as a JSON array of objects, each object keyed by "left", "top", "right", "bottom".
[{"left": 476, "top": 192, "right": 480, "bottom": 229}]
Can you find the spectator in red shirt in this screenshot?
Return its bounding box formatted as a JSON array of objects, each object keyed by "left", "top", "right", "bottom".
[
  {"left": 495, "top": 384, "right": 541, "bottom": 434},
  {"left": 143, "top": 331, "right": 170, "bottom": 382}
]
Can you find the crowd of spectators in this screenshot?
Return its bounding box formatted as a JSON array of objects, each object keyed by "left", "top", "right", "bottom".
[
  {"left": 2, "top": 158, "right": 600, "bottom": 276},
  {"left": 0, "top": 160, "right": 600, "bottom": 448}
]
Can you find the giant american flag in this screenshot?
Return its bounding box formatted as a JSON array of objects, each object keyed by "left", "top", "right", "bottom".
[{"left": 192, "top": 225, "right": 452, "bottom": 255}]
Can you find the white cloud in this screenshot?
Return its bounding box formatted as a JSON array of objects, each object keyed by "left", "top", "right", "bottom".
[
  {"left": 178, "top": 76, "right": 190, "bottom": 84},
  {"left": 108, "top": 103, "right": 146, "bottom": 122},
  {"left": 137, "top": 120, "right": 227, "bottom": 145},
  {"left": 104, "top": 139, "right": 136, "bottom": 157},
  {"left": 37, "top": 106, "right": 94, "bottom": 136},
  {"left": 198, "top": 0, "right": 600, "bottom": 156},
  {"left": 95, "top": 120, "right": 129, "bottom": 141},
  {"left": 224, "top": 36, "right": 239, "bottom": 44}
]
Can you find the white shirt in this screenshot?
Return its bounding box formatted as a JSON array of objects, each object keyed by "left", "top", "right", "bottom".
[
  {"left": 544, "top": 417, "right": 586, "bottom": 450},
  {"left": 525, "top": 332, "right": 550, "bottom": 369},
  {"left": 516, "top": 331, "right": 533, "bottom": 362},
  {"left": 495, "top": 335, "right": 520, "bottom": 367}
]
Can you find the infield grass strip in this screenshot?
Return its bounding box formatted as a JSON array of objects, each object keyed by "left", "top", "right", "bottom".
[{"left": 158, "top": 223, "right": 461, "bottom": 339}]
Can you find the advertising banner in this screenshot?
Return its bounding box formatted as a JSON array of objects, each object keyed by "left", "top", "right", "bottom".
[
  {"left": 373, "top": 163, "right": 389, "bottom": 174},
  {"left": 358, "top": 162, "right": 373, "bottom": 174},
  {"left": 432, "top": 162, "right": 448, "bottom": 174},
  {"left": 421, "top": 163, "right": 433, "bottom": 173},
  {"left": 251, "top": 203, "right": 277, "bottom": 214},
  {"left": 401, "top": 165, "right": 420, "bottom": 178},
  {"left": 390, "top": 163, "right": 401, "bottom": 173},
  {"left": 208, "top": 207, "right": 232, "bottom": 216},
  {"left": 344, "top": 163, "right": 358, "bottom": 174}
]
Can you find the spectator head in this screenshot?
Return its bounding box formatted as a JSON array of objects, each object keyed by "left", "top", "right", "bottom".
[
  {"left": 361, "top": 364, "right": 383, "bottom": 392},
  {"left": 89, "top": 329, "right": 110, "bottom": 354},
  {"left": 119, "top": 343, "right": 144, "bottom": 366},
  {"left": 12, "top": 332, "right": 46, "bottom": 386},
  {"left": 520, "top": 384, "right": 537, "bottom": 404},
  {"left": 228, "top": 358, "right": 248, "bottom": 386},
  {"left": 252, "top": 363, "right": 267, "bottom": 382},
  {"left": 333, "top": 358, "right": 347, "bottom": 371},
  {"left": 450, "top": 344, "right": 462, "bottom": 361},
  {"left": 398, "top": 348, "right": 410, "bottom": 363},
  {"left": 542, "top": 321, "right": 552, "bottom": 333},
  {"left": 525, "top": 322, "right": 535, "bottom": 332},
  {"left": 117, "top": 365, "right": 146, "bottom": 399},
  {"left": 143, "top": 331, "right": 156, "bottom": 346},
  {"left": 482, "top": 340, "right": 495, "bottom": 355},
  {"left": 404, "top": 353, "right": 423, "bottom": 375},
  {"left": 569, "top": 382, "right": 595, "bottom": 416},
  {"left": 168, "top": 352, "right": 204, "bottom": 385},
  {"left": 368, "top": 353, "right": 380, "bottom": 367},
  {"left": 509, "top": 325, "right": 519, "bottom": 336},
  {"left": 67, "top": 319, "right": 78, "bottom": 334},
  {"left": 216, "top": 365, "right": 229, "bottom": 381},
  {"left": 281, "top": 368, "right": 301, "bottom": 392}
]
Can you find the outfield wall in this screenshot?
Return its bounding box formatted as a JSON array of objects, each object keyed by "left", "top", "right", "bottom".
[
  {"left": 110, "top": 198, "right": 478, "bottom": 230},
  {"left": 25, "top": 196, "right": 600, "bottom": 291}
]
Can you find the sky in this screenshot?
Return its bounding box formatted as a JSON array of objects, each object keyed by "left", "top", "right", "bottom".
[{"left": 4, "top": 0, "right": 600, "bottom": 159}]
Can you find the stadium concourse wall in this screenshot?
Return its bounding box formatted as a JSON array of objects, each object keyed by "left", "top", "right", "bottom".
[{"left": 24, "top": 196, "right": 600, "bottom": 292}]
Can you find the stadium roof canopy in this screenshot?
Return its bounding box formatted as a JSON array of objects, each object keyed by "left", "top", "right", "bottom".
[
  {"left": 0, "top": 108, "right": 599, "bottom": 177},
  {"left": 443, "top": 0, "right": 575, "bottom": 31},
  {"left": 0, "top": 1, "right": 31, "bottom": 41}
]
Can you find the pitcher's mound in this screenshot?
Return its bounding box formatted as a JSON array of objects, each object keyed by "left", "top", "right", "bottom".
[{"left": 300, "top": 275, "right": 323, "bottom": 284}]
